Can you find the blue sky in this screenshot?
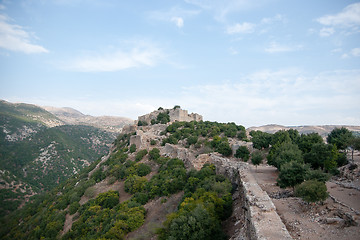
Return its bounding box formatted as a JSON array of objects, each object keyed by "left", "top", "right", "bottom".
[{"left": 0, "top": 0, "right": 359, "bottom": 127}]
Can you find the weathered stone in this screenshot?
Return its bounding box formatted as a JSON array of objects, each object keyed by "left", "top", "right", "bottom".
[
  {"left": 130, "top": 135, "right": 142, "bottom": 149},
  {"left": 137, "top": 107, "right": 202, "bottom": 125}
]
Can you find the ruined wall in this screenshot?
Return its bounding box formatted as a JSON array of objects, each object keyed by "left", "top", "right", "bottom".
[
  {"left": 160, "top": 147, "right": 293, "bottom": 240},
  {"left": 169, "top": 108, "right": 203, "bottom": 122},
  {"left": 138, "top": 108, "right": 203, "bottom": 125}
]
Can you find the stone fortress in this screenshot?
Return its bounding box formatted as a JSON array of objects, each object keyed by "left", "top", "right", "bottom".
[{"left": 137, "top": 107, "right": 203, "bottom": 125}]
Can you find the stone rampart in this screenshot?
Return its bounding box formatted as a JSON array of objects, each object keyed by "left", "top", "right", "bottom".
[
  {"left": 137, "top": 108, "right": 203, "bottom": 125},
  {"left": 160, "top": 146, "right": 293, "bottom": 240}
]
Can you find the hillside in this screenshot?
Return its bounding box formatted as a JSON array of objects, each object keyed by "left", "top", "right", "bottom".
[
  {"left": 0, "top": 107, "right": 247, "bottom": 239},
  {"left": 0, "top": 100, "right": 126, "bottom": 217},
  {"left": 1, "top": 106, "right": 359, "bottom": 240},
  {"left": 42, "top": 106, "right": 133, "bottom": 133}
]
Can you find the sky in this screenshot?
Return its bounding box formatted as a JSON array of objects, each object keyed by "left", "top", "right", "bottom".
[{"left": 0, "top": 0, "right": 359, "bottom": 127}]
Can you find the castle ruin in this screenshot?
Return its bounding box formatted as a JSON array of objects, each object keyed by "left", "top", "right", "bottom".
[{"left": 137, "top": 107, "right": 202, "bottom": 125}]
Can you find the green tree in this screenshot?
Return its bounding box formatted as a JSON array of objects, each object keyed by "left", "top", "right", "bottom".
[
  {"left": 135, "top": 149, "right": 148, "bottom": 161},
  {"left": 305, "top": 169, "right": 330, "bottom": 183},
  {"left": 95, "top": 190, "right": 119, "bottom": 208},
  {"left": 234, "top": 146, "right": 250, "bottom": 162},
  {"left": 304, "top": 143, "right": 337, "bottom": 171},
  {"left": 69, "top": 201, "right": 80, "bottom": 215},
  {"left": 124, "top": 175, "right": 147, "bottom": 194},
  {"left": 268, "top": 141, "right": 303, "bottom": 169},
  {"left": 216, "top": 141, "right": 232, "bottom": 157},
  {"left": 135, "top": 163, "right": 151, "bottom": 176},
  {"left": 271, "top": 130, "right": 291, "bottom": 145},
  {"left": 327, "top": 127, "right": 353, "bottom": 150},
  {"left": 149, "top": 148, "right": 160, "bottom": 161},
  {"left": 157, "top": 112, "right": 170, "bottom": 124},
  {"left": 277, "top": 161, "right": 306, "bottom": 189},
  {"left": 348, "top": 137, "right": 360, "bottom": 161},
  {"left": 251, "top": 150, "right": 263, "bottom": 170},
  {"left": 250, "top": 130, "right": 272, "bottom": 149},
  {"left": 165, "top": 204, "right": 226, "bottom": 240},
  {"left": 295, "top": 180, "right": 328, "bottom": 203},
  {"left": 297, "top": 132, "right": 323, "bottom": 153},
  {"left": 129, "top": 144, "right": 136, "bottom": 153}
]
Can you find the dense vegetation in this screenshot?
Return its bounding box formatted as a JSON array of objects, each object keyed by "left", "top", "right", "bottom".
[
  {"left": 160, "top": 120, "right": 246, "bottom": 157},
  {"left": 250, "top": 127, "right": 358, "bottom": 202},
  {"left": 0, "top": 130, "right": 233, "bottom": 240},
  {"left": 0, "top": 101, "right": 116, "bottom": 217}
]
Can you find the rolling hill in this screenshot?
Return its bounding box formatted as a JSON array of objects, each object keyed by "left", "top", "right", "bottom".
[{"left": 0, "top": 100, "right": 132, "bottom": 217}]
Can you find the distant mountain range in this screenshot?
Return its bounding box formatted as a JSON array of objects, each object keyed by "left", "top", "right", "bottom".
[
  {"left": 0, "top": 100, "right": 133, "bottom": 217},
  {"left": 42, "top": 106, "right": 133, "bottom": 133}
]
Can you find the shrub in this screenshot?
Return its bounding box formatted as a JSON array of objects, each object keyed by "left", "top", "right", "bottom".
[
  {"left": 149, "top": 148, "right": 160, "bottom": 161},
  {"left": 305, "top": 169, "right": 330, "bottom": 183},
  {"left": 251, "top": 150, "right": 263, "bottom": 168},
  {"left": 69, "top": 201, "right": 80, "bottom": 215},
  {"left": 295, "top": 180, "right": 328, "bottom": 203},
  {"left": 129, "top": 144, "right": 136, "bottom": 153},
  {"left": 234, "top": 146, "right": 250, "bottom": 161},
  {"left": 150, "top": 139, "right": 157, "bottom": 145},
  {"left": 125, "top": 175, "right": 147, "bottom": 194},
  {"left": 133, "top": 192, "right": 149, "bottom": 205},
  {"left": 107, "top": 176, "right": 117, "bottom": 185},
  {"left": 187, "top": 136, "right": 198, "bottom": 146},
  {"left": 217, "top": 141, "right": 232, "bottom": 156},
  {"left": 136, "top": 163, "right": 152, "bottom": 177},
  {"left": 277, "top": 161, "right": 306, "bottom": 189},
  {"left": 135, "top": 149, "right": 148, "bottom": 162},
  {"left": 138, "top": 120, "right": 148, "bottom": 126},
  {"left": 95, "top": 190, "right": 119, "bottom": 208},
  {"left": 84, "top": 186, "right": 96, "bottom": 198}
]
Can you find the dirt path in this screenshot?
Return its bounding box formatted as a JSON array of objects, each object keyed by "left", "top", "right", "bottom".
[{"left": 249, "top": 164, "right": 360, "bottom": 240}]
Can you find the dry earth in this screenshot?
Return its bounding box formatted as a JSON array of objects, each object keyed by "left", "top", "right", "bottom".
[{"left": 249, "top": 153, "right": 360, "bottom": 240}]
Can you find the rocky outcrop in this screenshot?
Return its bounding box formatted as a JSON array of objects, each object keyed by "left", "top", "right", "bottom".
[{"left": 161, "top": 143, "right": 196, "bottom": 169}]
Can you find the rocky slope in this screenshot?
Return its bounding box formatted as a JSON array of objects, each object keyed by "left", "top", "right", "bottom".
[{"left": 0, "top": 100, "right": 129, "bottom": 217}]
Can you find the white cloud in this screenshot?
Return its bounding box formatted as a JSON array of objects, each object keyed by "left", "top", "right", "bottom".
[
  {"left": 265, "top": 41, "right": 302, "bottom": 53},
  {"left": 149, "top": 6, "right": 199, "bottom": 28},
  {"left": 177, "top": 69, "right": 360, "bottom": 127},
  {"left": 351, "top": 48, "right": 360, "bottom": 57},
  {"left": 0, "top": 14, "right": 48, "bottom": 54},
  {"left": 228, "top": 47, "right": 238, "bottom": 55},
  {"left": 171, "top": 17, "right": 184, "bottom": 28},
  {"left": 317, "top": 3, "right": 360, "bottom": 27},
  {"left": 0, "top": 4, "right": 5, "bottom": 10},
  {"left": 226, "top": 22, "right": 255, "bottom": 34},
  {"left": 319, "top": 27, "right": 335, "bottom": 37},
  {"left": 63, "top": 41, "right": 164, "bottom": 72},
  {"left": 226, "top": 14, "right": 284, "bottom": 35},
  {"left": 340, "top": 48, "right": 360, "bottom": 59},
  {"left": 185, "top": 0, "right": 262, "bottom": 22},
  {"left": 261, "top": 14, "right": 284, "bottom": 24},
  {"left": 341, "top": 53, "right": 349, "bottom": 59}
]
